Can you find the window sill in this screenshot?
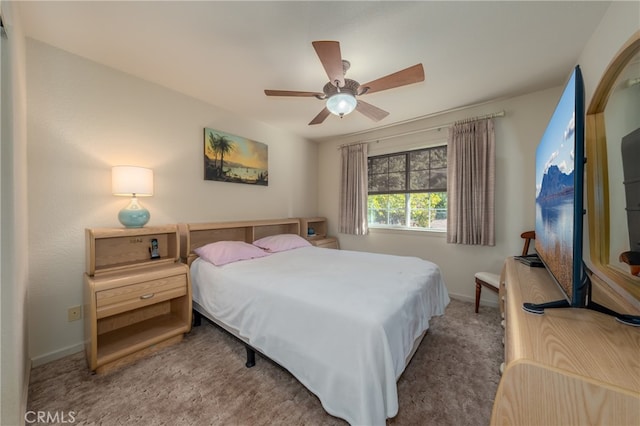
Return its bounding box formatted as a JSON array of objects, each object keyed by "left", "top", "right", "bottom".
[{"left": 368, "top": 226, "right": 447, "bottom": 237}]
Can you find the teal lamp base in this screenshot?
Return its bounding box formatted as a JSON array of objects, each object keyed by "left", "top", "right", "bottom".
[{"left": 118, "top": 196, "right": 150, "bottom": 228}]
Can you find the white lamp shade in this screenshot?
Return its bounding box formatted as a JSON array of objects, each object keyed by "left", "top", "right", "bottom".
[
  {"left": 112, "top": 166, "right": 154, "bottom": 196},
  {"left": 326, "top": 93, "right": 357, "bottom": 116}
]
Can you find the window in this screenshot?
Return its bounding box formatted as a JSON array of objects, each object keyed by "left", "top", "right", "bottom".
[{"left": 367, "top": 145, "right": 447, "bottom": 231}]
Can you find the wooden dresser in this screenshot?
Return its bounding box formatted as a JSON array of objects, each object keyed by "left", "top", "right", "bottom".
[
  {"left": 84, "top": 225, "right": 192, "bottom": 373},
  {"left": 491, "top": 257, "right": 640, "bottom": 425}
]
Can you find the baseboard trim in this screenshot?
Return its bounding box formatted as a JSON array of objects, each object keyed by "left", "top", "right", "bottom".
[
  {"left": 21, "top": 357, "right": 31, "bottom": 419},
  {"left": 448, "top": 292, "right": 499, "bottom": 308},
  {"left": 31, "top": 343, "right": 84, "bottom": 368},
  {"left": 29, "top": 296, "right": 497, "bottom": 368}
]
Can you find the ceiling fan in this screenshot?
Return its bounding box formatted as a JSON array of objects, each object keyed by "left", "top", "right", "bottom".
[{"left": 264, "top": 41, "right": 425, "bottom": 125}]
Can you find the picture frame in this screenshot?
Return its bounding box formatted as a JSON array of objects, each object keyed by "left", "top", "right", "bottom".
[{"left": 203, "top": 128, "right": 268, "bottom": 186}]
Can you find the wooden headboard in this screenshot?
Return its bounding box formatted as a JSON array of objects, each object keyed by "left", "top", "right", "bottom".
[{"left": 179, "top": 218, "right": 301, "bottom": 265}]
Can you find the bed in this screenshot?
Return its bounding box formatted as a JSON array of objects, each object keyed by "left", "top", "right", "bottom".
[{"left": 180, "top": 219, "right": 450, "bottom": 425}]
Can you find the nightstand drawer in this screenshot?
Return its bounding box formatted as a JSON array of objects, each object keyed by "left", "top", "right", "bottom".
[
  {"left": 96, "top": 274, "right": 187, "bottom": 319},
  {"left": 310, "top": 237, "right": 339, "bottom": 249}
]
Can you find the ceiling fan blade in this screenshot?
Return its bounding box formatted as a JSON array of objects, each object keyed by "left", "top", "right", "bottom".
[
  {"left": 356, "top": 100, "right": 389, "bottom": 122},
  {"left": 312, "top": 41, "right": 345, "bottom": 88},
  {"left": 309, "top": 108, "right": 331, "bottom": 125},
  {"left": 264, "top": 90, "right": 323, "bottom": 97},
  {"left": 359, "top": 64, "right": 425, "bottom": 95}
]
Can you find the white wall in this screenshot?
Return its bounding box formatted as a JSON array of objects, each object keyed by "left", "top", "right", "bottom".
[
  {"left": 316, "top": 1, "right": 640, "bottom": 308},
  {"left": 26, "top": 40, "right": 318, "bottom": 365},
  {"left": 1, "top": 2, "right": 636, "bottom": 420},
  {"left": 0, "top": 1, "right": 29, "bottom": 425},
  {"left": 577, "top": 1, "right": 640, "bottom": 279},
  {"left": 578, "top": 1, "right": 639, "bottom": 104},
  {"left": 318, "top": 89, "right": 561, "bottom": 305}
]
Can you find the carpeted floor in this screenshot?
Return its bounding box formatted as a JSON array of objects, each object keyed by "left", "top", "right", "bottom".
[{"left": 27, "top": 298, "right": 502, "bottom": 425}]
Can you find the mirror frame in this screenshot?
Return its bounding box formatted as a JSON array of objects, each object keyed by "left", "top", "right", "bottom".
[{"left": 586, "top": 30, "right": 640, "bottom": 301}]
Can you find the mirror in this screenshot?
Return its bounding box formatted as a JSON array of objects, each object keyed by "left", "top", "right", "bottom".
[
  {"left": 607, "top": 51, "right": 640, "bottom": 275},
  {"left": 586, "top": 31, "right": 640, "bottom": 301}
]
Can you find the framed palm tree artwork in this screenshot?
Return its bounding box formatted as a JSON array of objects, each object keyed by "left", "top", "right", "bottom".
[{"left": 203, "top": 128, "right": 268, "bottom": 186}]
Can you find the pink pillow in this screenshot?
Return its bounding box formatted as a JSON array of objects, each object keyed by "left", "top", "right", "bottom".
[
  {"left": 252, "top": 234, "right": 311, "bottom": 253},
  {"left": 194, "top": 241, "right": 270, "bottom": 266}
]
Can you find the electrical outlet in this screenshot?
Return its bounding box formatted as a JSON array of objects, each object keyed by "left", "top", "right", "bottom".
[{"left": 68, "top": 306, "right": 82, "bottom": 322}]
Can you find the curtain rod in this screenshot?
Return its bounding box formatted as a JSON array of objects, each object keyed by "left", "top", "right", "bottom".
[{"left": 338, "top": 110, "right": 505, "bottom": 149}]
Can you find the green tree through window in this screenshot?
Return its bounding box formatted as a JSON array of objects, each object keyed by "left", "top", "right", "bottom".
[{"left": 368, "top": 146, "right": 447, "bottom": 230}]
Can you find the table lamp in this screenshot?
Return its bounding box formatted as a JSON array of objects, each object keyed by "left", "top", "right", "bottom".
[{"left": 111, "top": 166, "right": 153, "bottom": 228}]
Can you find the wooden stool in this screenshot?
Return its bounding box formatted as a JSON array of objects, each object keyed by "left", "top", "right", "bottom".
[{"left": 474, "top": 272, "right": 500, "bottom": 313}]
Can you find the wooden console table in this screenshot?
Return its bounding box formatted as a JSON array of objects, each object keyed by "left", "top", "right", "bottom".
[{"left": 491, "top": 257, "right": 640, "bottom": 425}]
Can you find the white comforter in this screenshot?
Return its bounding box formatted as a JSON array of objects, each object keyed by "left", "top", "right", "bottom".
[{"left": 191, "top": 246, "right": 449, "bottom": 425}]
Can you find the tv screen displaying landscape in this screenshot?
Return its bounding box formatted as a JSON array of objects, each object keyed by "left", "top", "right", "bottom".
[{"left": 534, "top": 70, "right": 578, "bottom": 301}]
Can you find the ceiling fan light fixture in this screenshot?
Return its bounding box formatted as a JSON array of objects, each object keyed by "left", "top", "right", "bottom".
[
  {"left": 326, "top": 92, "right": 357, "bottom": 117},
  {"left": 264, "top": 41, "right": 423, "bottom": 125}
]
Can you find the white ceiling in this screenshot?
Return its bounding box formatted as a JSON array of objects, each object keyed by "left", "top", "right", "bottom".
[{"left": 17, "top": 1, "right": 611, "bottom": 142}]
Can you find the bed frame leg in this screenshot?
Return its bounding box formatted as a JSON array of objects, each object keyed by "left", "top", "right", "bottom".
[
  {"left": 245, "top": 346, "right": 256, "bottom": 368},
  {"left": 192, "top": 310, "right": 202, "bottom": 327}
]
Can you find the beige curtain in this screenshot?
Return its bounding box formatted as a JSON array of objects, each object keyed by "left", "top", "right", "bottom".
[
  {"left": 339, "top": 143, "right": 369, "bottom": 235},
  {"left": 447, "top": 118, "right": 495, "bottom": 245}
]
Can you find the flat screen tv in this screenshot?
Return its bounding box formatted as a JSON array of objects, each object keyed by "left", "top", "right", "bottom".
[
  {"left": 532, "top": 65, "right": 587, "bottom": 308},
  {"left": 523, "top": 65, "right": 639, "bottom": 326}
]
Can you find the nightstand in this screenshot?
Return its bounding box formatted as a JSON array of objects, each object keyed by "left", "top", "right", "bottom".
[
  {"left": 308, "top": 236, "right": 339, "bottom": 249},
  {"left": 84, "top": 225, "right": 192, "bottom": 373},
  {"left": 299, "top": 217, "right": 340, "bottom": 249}
]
